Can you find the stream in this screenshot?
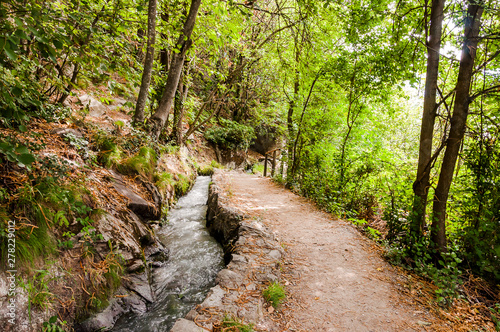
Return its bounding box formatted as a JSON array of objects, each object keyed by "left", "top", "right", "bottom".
[{"left": 112, "top": 175, "right": 224, "bottom": 331}]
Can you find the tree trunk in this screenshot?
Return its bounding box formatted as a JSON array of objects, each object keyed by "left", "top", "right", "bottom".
[
  {"left": 171, "top": 66, "right": 189, "bottom": 146},
  {"left": 411, "top": 0, "right": 446, "bottom": 238},
  {"left": 134, "top": 0, "right": 157, "bottom": 125},
  {"left": 431, "top": 2, "right": 483, "bottom": 253},
  {"left": 148, "top": 0, "right": 201, "bottom": 139},
  {"left": 286, "top": 50, "right": 300, "bottom": 186}
]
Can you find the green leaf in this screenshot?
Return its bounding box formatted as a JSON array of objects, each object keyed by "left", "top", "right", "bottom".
[
  {"left": 17, "top": 153, "right": 35, "bottom": 166},
  {"left": 14, "top": 17, "right": 23, "bottom": 27},
  {"left": 15, "top": 145, "right": 30, "bottom": 154},
  {"left": 4, "top": 43, "right": 17, "bottom": 61},
  {"left": 48, "top": 316, "right": 57, "bottom": 324},
  {"left": 12, "top": 86, "right": 22, "bottom": 97},
  {"left": 46, "top": 45, "right": 57, "bottom": 62},
  {"left": 0, "top": 38, "right": 5, "bottom": 51},
  {"left": 15, "top": 29, "right": 29, "bottom": 40},
  {"left": 53, "top": 39, "right": 63, "bottom": 49},
  {"left": 18, "top": 125, "right": 27, "bottom": 133}
]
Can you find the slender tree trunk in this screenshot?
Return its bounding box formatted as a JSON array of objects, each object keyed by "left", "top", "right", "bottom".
[
  {"left": 172, "top": 68, "right": 185, "bottom": 145},
  {"left": 160, "top": 10, "right": 170, "bottom": 71},
  {"left": 431, "top": 2, "right": 483, "bottom": 253},
  {"left": 148, "top": 0, "right": 201, "bottom": 139},
  {"left": 286, "top": 50, "right": 300, "bottom": 186},
  {"left": 339, "top": 63, "right": 359, "bottom": 188},
  {"left": 134, "top": 0, "right": 157, "bottom": 125},
  {"left": 291, "top": 70, "right": 321, "bottom": 177},
  {"left": 411, "top": 0, "right": 446, "bottom": 238}
]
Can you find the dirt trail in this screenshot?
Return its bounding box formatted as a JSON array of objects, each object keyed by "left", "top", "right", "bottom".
[{"left": 222, "top": 170, "right": 434, "bottom": 332}]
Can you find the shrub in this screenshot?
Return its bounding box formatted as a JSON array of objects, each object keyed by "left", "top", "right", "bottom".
[{"left": 205, "top": 119, "right": 256, "bottom": 151}]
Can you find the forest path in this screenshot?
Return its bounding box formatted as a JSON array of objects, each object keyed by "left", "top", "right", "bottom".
[{"left": 221, "top": 170, "right": 434, "bottom": 332}]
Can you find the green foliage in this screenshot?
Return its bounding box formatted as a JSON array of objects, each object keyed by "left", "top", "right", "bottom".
[
  {"left": 205, "top": 119, "right": 256, "bottom": 151},
  {"left": 0, "top": 137, "right": 36, "bottom": 169},
  {"left": 491, "top": 303, "right": 500, "bottom": 331},
  {"left": 21, "top": 269, "right": 55, "bottom": 312},
  {"left": 221, "top": 315, "right": 255, "bottom": 332},
  {"left": 174, "top": 174, "right": 191, "bottom": 196},
  {"left": 155, "top": 172, "right": 174, "bottom": 193},
  {"left": 42, "top": 316, "right": 67, "bottom": 332},
  {"left": 120, "top": 146, "right": 157, "bottom": 179},
  {"left": 197, "top": 164, "right": 214, "bottom": 176},
  {"left": 262, "top": 282, "right": 286, "bottom": 309},
  {"left": 455, "top": 136, "right": 500, "bottom": 282},
  {"left": 57, "top": 231, "right": 75, "bottom": 249},
  {"left": 252, "top": 163, "right": 264, "bottom": 175},
  {"left": 211, "top": 160, "right": 223, "bottom": 169},
  {"left": 415, "top": 249, "right": 463, "bottom": 307},
  {"left": 95, "top": 135, "right": 123, "bottom": 169},
  {"left": 0, "top": 177, "right": 93, "bottom": 265}
]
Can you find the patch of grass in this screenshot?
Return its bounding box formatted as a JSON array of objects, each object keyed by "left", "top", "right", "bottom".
[
  {"left": 211, "top": 160, "right": 223, "bottom": 168},
  {"left": 197, "top": 164, "right": 214, "bottom": 176},
  {"left": 97, "top": 137, "right": 123, "bottom": 169},
  {"left": 252, "top": 163, "right": 264, "bottom": 175},
  {"left": 21, "top": 269, "right": 55, "bottom": 316},
  {"left": 262, "top": 281, "right": 286, "bottom": 308},
  {"left": 174, "top": 174, "right": 191, "bottom": 196},
  {"left": 155, "top": 172, "right": 174, "bottom": 193},
  {"left": 217, "top": 315, "right": 254, "bottom": 332},
  {"left": 159, "top": 143, "right": 179, "bottom": 155},
  {"left": 119, "top": 146, "right": 157, "bottom": 179},
  {"left": 0, "top": 177, "right": 94, "bottom": 266}
]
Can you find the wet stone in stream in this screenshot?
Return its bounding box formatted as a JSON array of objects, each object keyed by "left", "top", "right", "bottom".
[{"left": 111, "top": 176, "right": 224, "bottom": 332}]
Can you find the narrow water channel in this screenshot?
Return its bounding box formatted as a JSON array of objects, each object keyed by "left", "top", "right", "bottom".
[{"left": 112, "top": 176, "right": 224, "bottom": 331}]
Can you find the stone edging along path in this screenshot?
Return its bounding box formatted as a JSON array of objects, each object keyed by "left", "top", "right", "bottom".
[{"left": 171, "top": 170, "right": 283, "bottom": 332}]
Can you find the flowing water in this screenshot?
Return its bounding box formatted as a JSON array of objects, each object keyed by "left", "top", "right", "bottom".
[{"left": 112, "top": 176, "right": 224, "bottom": 331}]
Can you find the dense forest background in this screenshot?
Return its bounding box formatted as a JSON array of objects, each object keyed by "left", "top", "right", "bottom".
[{"left": 1, "top": 0, "right": 500, "bottom": 323}]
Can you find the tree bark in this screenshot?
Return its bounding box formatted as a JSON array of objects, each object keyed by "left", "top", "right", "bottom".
[
  {"left": 134, "top": 0, "right": 157, "bottom": 125},
  {"left": 431, "top": 2, "right": 483, "bottom": 253},
  {"left": 148, "top": 0, "right": 201, "bottom": 139},
  {"left": 171, "top": 65, "right": 189, "bottom": 146},
  {"left": 411, "top": 0, "right": 446, "bottom": 237}
]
